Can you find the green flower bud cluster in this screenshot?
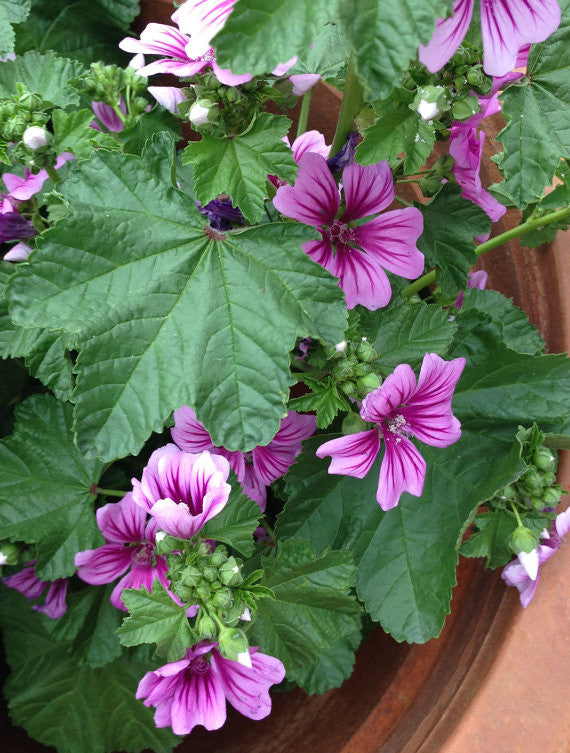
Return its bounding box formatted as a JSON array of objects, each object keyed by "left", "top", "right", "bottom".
[
  {"left": 77, "top": 62, "right": 148, "bottom": 127},
  {"left": 178, "top": 73, "right": 287, "bottom": 138},
  {"left": 331, "top": 338, "right": 382, "bottom": 400},
  {"left": 0, "top": 84, "right": 52, "bottom": 165}
]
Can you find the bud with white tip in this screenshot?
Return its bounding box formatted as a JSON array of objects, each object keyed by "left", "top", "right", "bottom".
[
  {"left": 417, "top": 99, "right": 440, "bottom": 121},
  {"left": 189, "top": 99, "right": 218, "bottom": 128},
  {"left": 22, "top": 126, "right": 49, "bottom": 150},
  {"left": 335, "top": 340, "right": 347, "bottom": 353}
]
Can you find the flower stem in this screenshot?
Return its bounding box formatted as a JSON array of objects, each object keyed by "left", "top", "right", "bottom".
[
  {"left": 296, "top": 90, "right": 312, "bottom": 139},
  {"left": 44, "top": 164, "right": 60, "bottom": 185},
  {"left": 401, "top": 205, "right": 570, "bottom": 299},
  {"left": 394, "top": 195, "right": 413, "bottom": 207},
  {"left": 95, "top": 487, "right": 127, "bottom": 498},
  {"left": 329, "top": 54, "right": 364, "bottom": 158}
]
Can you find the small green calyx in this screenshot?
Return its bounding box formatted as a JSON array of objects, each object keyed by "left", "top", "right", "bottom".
[
  {"left": 509, "top": 525, "right": 539, "bottom": 555},
  {"left": 342, "top": 412, "right": 368, "bottom": 435},
  {"left": 217, "top": 626, "right": 250, "bottom": 663}
]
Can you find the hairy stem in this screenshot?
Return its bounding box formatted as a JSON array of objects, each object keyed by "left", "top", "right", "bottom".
[
  {"left": 329, "top": 54, "right": 364, "bottom": 157},
  {"left": 296, "top": 90, "right": 312, "bottom": 139}
]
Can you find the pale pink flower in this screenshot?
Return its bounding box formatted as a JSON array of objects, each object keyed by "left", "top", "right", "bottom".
[
  {"left": 148, "top": 86, "right": 187, "bottom": 114},
  {"left": 3, "top": 560, "right": 68, "bottom": 619},
  {"left": 419, "top": 0, "right": 561, "bottom": 76},
  {"left": 137, "top": 641, "right": 285, "bottom": 734},
  {"left": 273, "top": 152, "right": 424, "bottom": 310},
  {"left": 131, "top": 445, "right": 231, "bottom": 539},
  {"left": 171, "top": 408, "right": 316, "bottom": 511},
  {"left": 317, "top": 353, "right": 465, "bottom": 510},
  {"left": 2, "top": 152, "right": 73, "bottom": 202},
  {"left": 289, "top": 73, "right": 321, "bottom": 96}
]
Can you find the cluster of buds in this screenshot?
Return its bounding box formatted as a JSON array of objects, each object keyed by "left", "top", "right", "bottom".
[
  {"left": 0, "top": 85, "right": 54, "bottom": 167},
  {"left": 178, "top": 73, "right": 288, "bottom": 137},
  {"left": 78, "top": 62, "right": 148, "bottom": 127},
  {"left": 331, "top": 337, "right": 382, "bottom": 401},
  {"left": 158, "top": 537, "right": 272, "bottom": 664}
]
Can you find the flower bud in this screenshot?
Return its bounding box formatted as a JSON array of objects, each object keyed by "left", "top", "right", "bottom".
[
  {"left": 179, "top": 565, "right": 202, "bottom": 588},
  {"left": 414, "top": 86, "right": 449, "bottom": 121},
  {"left": 451, "top": 95, "right": 480, "bottom": 122},
  {"left": 417, "top": 98, "right": 440, "bottom": 121},
  {"left": 466, "top": 67, "right": 484, "bottom": 87},
  {"left": 533, "top": 447, "right": 556, "bottom": 472},
  {"left": 357, "top": 373, "right": 382, "bottom": 395},
  {"left": 218, "top": 626, "right": 249, "bottom": 663},
  {"left": 500, "top": 484, "right": 517, "bottom": 501},
  {"left": 509, "top": 525, "right": 539, "bottom": 556},
  {"left": 521, "top": 470, "right": 544, "bottom": 495},
  {"left": 543, "top": 486, "right": 562, "bottom": 505},
  {"left": 433, "top": 154, "right": 455, "bottom": 176},
  {"left": 342, "top": 412, "right": 368, "bottom": 435},
  {"left": 202, "top": 565, "right": 218, "bottom": 582},
  {"left": 341, "top": 380, "right": 357, "bottom": 396},
  {"left": 219, "top": 557, "right": 243, "bottom": 587},
  {"left": 22, "top": 125, "right": 49, "bottom": 149},
  {"left": 211, "top": 586, "right": 233, "bottom": 610},
  {"left": 353, "top": 362, "right": 372, "bottom": 377},
  {"left": 0, "top": 541, "right": 19, "bottom": 566},
  {"left": 419, "top": 174, "right": 444, "bottom": 196},
  {"left": 356, "top": 338, "right": 377, "bottom": 363},
  {"left": 210, "top": 546, "right": 228, "bottom": 568},
  {"left": 189, "top": 99, "right": 219, "bottom": 128},
  {"left": 195, "top": 611, "right": 217, "bottom": 639}
]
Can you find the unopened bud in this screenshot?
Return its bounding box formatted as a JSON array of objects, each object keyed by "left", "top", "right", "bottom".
[
  {"left": 509, "top": 525, "right": 539, "bottom": 557},
  {"left": 417, "top": 98, "right": 440, "bottom": 121},
  {"left": 189, "top": 99, "right": 218, "bottom": 127},
  {"left": 210, "top": 546, "right": 228, "bottom": 567},
  {"left": 0, "top": 541, "right": 19, "bottom": 566},
  {"left": 342, "top": 412, "right": 368, "bottom": 435},
  {"left": 219, "top": 557, "right": 243, "bottom": 586},
  {"left": 533, "top": 447, "right": 556, "bottom": 472},
  {"left": 419, "top": 174, "right": 444, "bottom": 196},
  {"left": 451, "top": 95, "right": 480, "bottom": 122},
  {"left": 211, "top": 586, "right": 233, "bottom": 609},
  {"left": 195, "top": 611, "right": 217, "bottom": 639},
  {"left": 522, "top": 470, "right": 544, "bottom": 495},
  {"left": 341, "top": 380, "right": 357, "bottom": 396},
  {"left": 433, "top": 154, "right": 455, "bottom": 176},
  {"left": 356, "top": 339, "right": 377, "bottom": 362},
  {"left": 218, "top": 626, "right": 249, "bottom": 663},
  {"left": 500, "top": 484, "right": 517, "bottom": 501},
  {"left": 357, "top": 373, "right": 382, "bottom": 395},
  {"left": 22, "top": 125, "right": 49, "bottom": 149},
  {"left": 543, "top": 486, "right": 562, "bottom": 505}
]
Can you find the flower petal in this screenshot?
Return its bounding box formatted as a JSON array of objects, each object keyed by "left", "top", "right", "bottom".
[
  {"left": 273, "top": 152, "right": 340, "bottom": 227},
  {"left": 377, "top": 434, "right": 426, "bottom": 510},
  {"left": 361, "top": 364, "right": 418, "bottom": 423},
  {"left": 75, "top": 544, "right": 132, "bottom": 585},
  {"left": 316, "top": 429, "right": 381, "bottom": 478},
  {"left": 252, "top": 412, "right": 316, "bottom": 485},
  {"left": 172, "top": 406, "right": 216, "bottom": 453},
  {"left": 33, "top": 579, "right": 67, "bottom": 619},
  {"left": 341, "top": 161, "right": 394, "bottom": 222},
  {"left": 333, "top": 245, "right": 393, "bottom": 310},
  {"left": 96, "top": 491, "right": 147, "bottom": 544},
  {"left": 3, "top": 561, "right": 46, "bottom": 599},
  {"left": 353, "top": 208, "right": 425, "bottom": 279},
  {"left": 418, "top": 0, "right": 474, "bottom": 73},
  {"left": 290, "top": 130, "right": 330, "bottom": 162}
]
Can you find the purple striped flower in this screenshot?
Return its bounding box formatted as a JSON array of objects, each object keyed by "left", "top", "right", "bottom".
[
  {"left": 137, "top": 641, "right": 285, "bottom": 734},
  {"left": 172, "top": 0, "right": 237, "bottom": 59},
  {"left": 317, "top": 353, "right": 466, "bottom": 510},
  {"left": 131, "top": 445, "right": 231, "bottom": 539},
  {"left": 502, "top": 508, "right": 570, "bottom": 607},
  {"left": 273, "top": 153, "right": 424, "bottom": 310},
  {"left": 171, "top": 408, "right": 316, "bottom": 511},
  {"left": 3, "top": 561, "right": 68, "bottom": 619},
  {"left": 419, "top": 0, "right": 561, "bottom": 76},
  {"left": 91, "top": 98, "right": 127, "bottom": 132},
  {"left": 74, "top": 492, "right": 174, "bottom": 611}
]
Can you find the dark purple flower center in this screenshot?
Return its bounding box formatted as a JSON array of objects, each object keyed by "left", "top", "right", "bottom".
[
  {"left": 189, "top": 656, "right": 211, "bottom": 675},
  {"left": 326, "top": 220, "right": 356, "bottom": 248},
  {"left": 131, "top": 542, "right": 155, "bottom": 568}
]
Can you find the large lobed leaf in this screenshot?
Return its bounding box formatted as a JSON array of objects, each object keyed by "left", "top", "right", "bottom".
[
  {"left": 0, "top": 50, "right": 84, "bottom": 107},
  {"left": 497, "top": 0, "right": 570, "bottom": 207},
  {"left": 0, "top": 0, "right": 31, "bottom": 56},
  {"left": 251, "top": 539, "right": 361, "bottom": 694},
  {"left": 0, "top": 394, "right": 105, "bottom": 579},
  {"left": 6, "top": 136, "right": 346, "bottom": 460}
]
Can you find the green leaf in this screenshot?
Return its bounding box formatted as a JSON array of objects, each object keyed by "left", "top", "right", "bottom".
[
  {"left": 0, "top": 0, "right": 31, "bottom": 56},
  {"left": 183, "top": 113, "right": 297, "bottom": 223},
  {"left": 341, "top": 0, "right": 453, "bottom": 100},
  {"left": 7, "top": 137, "right": 346, "bottom": 460},
  {"left": 251, "top": 539, "right": 361, "bottom": 694},
  {"left": 118, "top": 107, "right": 181, "bottom": 157},
  {"left": 53, "top": 108, "right": 97, "bottom": 159},
  {"left": 460, "top": 510, "right": 516, "bottom": 568},
  {"left": 0, "top": 589, "right": 177, "bottom": 753},
  {"left": 277, "top": 431, "right": 525, "bottom": 643},
  {"left": 497, "top": 2, "right": 570, "bottom": 207},
  {"left": 15, "top": 0, "right": 140, "bottom": 65},
  {"left": 359, "top": 297, "right": 456, "bottom": 373},
  {"left": 0, "top": 395, "right": 104, "bottom": 579},
  {"left": 214, "top": 0, "right": 338, "bottom": 77},
  {"left": 289, "top": 377, "right": 350, "bottom": 429},
  {"left": 356, "top": 92, "right": 436, "bottom": 174},
  {"left": 44, "top": 585, "right": 123, "bottom": 668},
  {"left": 288, "top": 22, "right": 349, "bottom": 84},
  {"left": 459, "top": 288, "right": 545, "bottom": 355},
  {"left": 418, "top": 184, "right": 491, "bottom": 295},
  {"left": 0, "top": 50, "right": 84, "bottom": 106},
  {"left": 118, "top": 582, "right": 195, "bottom": 662},
  {"left": 200, "top": 475, "right": 261, "bottom": 556}
]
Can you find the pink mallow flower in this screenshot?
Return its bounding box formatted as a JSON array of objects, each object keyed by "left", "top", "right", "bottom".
[
  {"left": 137, "top": 641, "right": 285, "bottom": 735},
  {"left": 91, "top": 98, "right": 127, "bottom": 132},
  {"left": 171, "top": 408, "right": 316, "bottom": 511},
  {"left": 269, "top": 130, "right": 330, "bottom": 189},
  {"left": 131, "top": 445, "right": 231, "bottom": 539},
  {"left": 273, "top": 152, "right": 424, "bottom": 310},
  {"left": 3, "top": 560, "right": 68, "bottom": 619},
  {"left": 2, "top": 152, "right": 73, "bottom": 202},
  {"left": 74, "top": 492, "right": 173, "bottom": 611},
  {"left": 419, "top": 0, "right": 561, "bottom": 77},
  {"left": 317, "top": 353, "right": 466, "bottom": 510},
  {"left": 502, "top": 508, "right": 570, "bottom": 608}
]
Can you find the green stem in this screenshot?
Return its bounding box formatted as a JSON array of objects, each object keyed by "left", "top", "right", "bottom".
[
  {"left": 402, "top": 205, "right": 570, "bottom": 299},
  {"left": 296, "top": 90, "right": 312, "bottom": 139},
  {"left": 44, "top": 164, "right": 60, "bottom": 185},
  {"left": 396, "top": 178, "right": 420, "bottom": 184},
  {"left": 261, "top": 518, "right": 276, "bottom": 544},
  {"left": 394, "top": 195, "right": 413, "bottom": 207},
  {"left": 111, "top": 102, "right": 127, "bottom": 125},
  {"left": 95, "top": 487, "right": 127, "bottom": 498},
  {"left": 329, "top": 54, "right": 365, "bottom": 158},
  {"left": 510, "top": 502, "right": 523, "bottom": 528}
]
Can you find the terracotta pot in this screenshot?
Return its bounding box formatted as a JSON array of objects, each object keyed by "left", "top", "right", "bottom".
[{"left": 1, "top": 4, "right": 569, "bottom": 751}]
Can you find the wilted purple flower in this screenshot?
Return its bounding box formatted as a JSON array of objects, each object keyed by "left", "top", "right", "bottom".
[
  {"left": 131, "top": 445, "right": 231, "bottom": 539},
  {"left": 171, "top": 408, "right": 316, "bottom": 511},
  {"left": 91, "top": 98, "right": 127, "bottom": 132},
  {"left": 3, "top": 560, "right": 68, "bottom": 619},
  {"left": 137, "top": 641, "right": 285, "bottom": 734},
  {"left": 273, "top": 152, "right": 424, "bottom": 310},
  {"left": 419, "top": 0, "right": 561, "bottom": 76},
  {"left": 74, "top": 492, "right": 174, "bottom": 611},
  {"left": 0, "top": 212, "right": 36, "bottom": 243},
  {"left": 326, "top": 132, "right": 359, "bottom": 174},
  {"left": 197, "top": 198, "right": 244, "bottom": 230},
  {"left": 317, "top": 353, "right": 466, "bottom": 510},
  {"left": 502, "top": 508, "right": 570, "bottom": 607}
]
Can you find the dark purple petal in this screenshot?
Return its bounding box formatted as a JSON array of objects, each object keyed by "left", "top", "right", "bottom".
[
  {"left": 316, "top": 429, "right": 381, "bottom": 478},
  {"left": 197, "top": 199, "right": 244, "bottom": 230},
  {"left": 377, "top": 434, "right": 426, "bottom": 510},
  {"left": 418, "top": 0, "right": 474, "bottom": 73},
  {"left": 75, "top": 544, "right": 133, "bottom": 585},
  {"left": 96, "top": 492, "right": 147, "bottom": 544},
  {"left": 353, "top": 208, "right": 425, "bottom": 278},
  {"left": 326, "top": 132, "right": 359, "bottom": 174},
  {"left": 91, "top": 100, "right": 126, "bottom": 132},
  {"left": 3, "top": 561, "right": 46, "bottom": 599},
  {"left": 0, "top": 212, "right": 36, "bottom": 243},
  {"left": 361, "top": 365, "right": 418, "bottom": 423},
  {"left": 33, "top": 579, "right": 68, "bottom": 619},
  {"left": 273, "top": 152, "right": 340, "bottom": 227},
  {"left": 341, "top": 161, "right": 394, "bottom": 222}
]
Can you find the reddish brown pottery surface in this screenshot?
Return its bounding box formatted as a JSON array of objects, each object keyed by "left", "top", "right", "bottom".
[{"left": 1, "top": 3, "right": 569, "bottom": 751}]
